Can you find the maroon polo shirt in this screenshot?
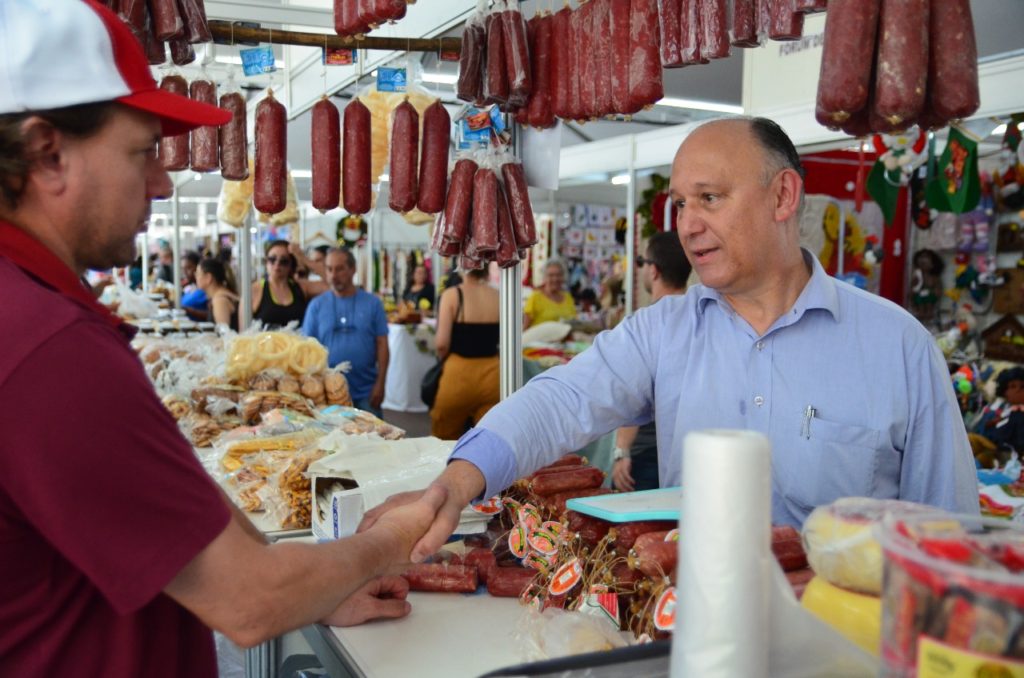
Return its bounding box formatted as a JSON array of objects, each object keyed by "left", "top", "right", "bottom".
[{"left": 0, "top": 221, "right": 230, "bottom": 677}]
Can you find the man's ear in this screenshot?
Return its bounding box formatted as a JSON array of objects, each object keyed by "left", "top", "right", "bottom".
[
  {"left": 18, "top": 117, "right": 70, "bottom": 197},
  {"left": 773, "top": 168, "right": 803, "bottom": 224}
]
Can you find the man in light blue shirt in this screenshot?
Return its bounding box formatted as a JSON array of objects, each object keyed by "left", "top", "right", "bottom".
[
  {"left": 362, "top": 117, "right": 978, "bottom": 559},
  {"left": 302, "top": 248, "right": 389, "bottom": 417}
]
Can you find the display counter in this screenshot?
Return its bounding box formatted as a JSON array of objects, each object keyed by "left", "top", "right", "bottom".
[{"left": 382, "top": 322, "right": 435, "bottom": 413}]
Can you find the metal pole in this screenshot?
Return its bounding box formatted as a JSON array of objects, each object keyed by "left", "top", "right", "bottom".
[
  {"left": 500, "top": 124, "right": 525, "bottom": 398},
  {"left": 624, "top": 136, "right": 637, "bottom": 315},
  {"left": 240, "top": 211, "right": 253, "bottom": 328},
  {"left": 172, "top": 187, "right": 182, "bottom": 308}
]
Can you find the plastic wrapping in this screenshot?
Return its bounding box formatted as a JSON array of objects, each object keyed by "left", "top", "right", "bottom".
[
  {"left": 523, "top": 12, "right": 555, "bottom": 129},
  {"left": 501, "top": 3, "right": 532, "bottom": 109},
  {"left": 387, "top": 98, "right": 420, "bottom": 213},
  {"left": 189, "top": 76, "right": 219, "bottom": 172},
  {"left": 515, "top": 607, "right": 629, "bottom": 661},
  {"left": 457, "top": 12, "right": 487, "bottom": 104},
  {"left": 218, "top": 157, "right": 255, "bottom": 227},
  {"left": 225, "top": 330, "right": 328, "bottom": 382},
  {"left": 485, "top": 5, "right": 510, "bottom": 105},
  {"left": 157, "top": 74, "right": 190, "bottom": 170}
]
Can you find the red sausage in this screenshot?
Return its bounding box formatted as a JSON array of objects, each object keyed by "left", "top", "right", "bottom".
[
  {"left": 613, "top": 520, "right": 676, "bottom": 553},
  {"left": 872, "top": 0, "right": 928, "bottom": 130},
  {"left": 926, "top": 0, "right": 979, "bottom": 121},
  {"left": 188, "top": 79, "right": 219, "bottom": 172},
  {"left": 158, "top": 75, "right": 189, "bottom": 171},
  {"left": 541, "top": 487, "right": 613, "bottom": 516},
  {"left": 117, "top": 0, "right": 146, "bottom": 41},
  {"left": 513, "top": 18, "right": 537, "bottom": 129},
  {"left": 464, "top": 548, "right": 497, "bottom": 584},
  {"left": 471, "top": 168, "right": 500, "bottom": 254},
  {"left": 612, "top": 561, "right": 645, "bottom": 588},
  {"left": 549, "top": 8, "right": 572, "bottom": 119},
  {"left": 593, "top": 0, "right": 614, "bottom": 118},
  {"left": 699, "top": 0, "right": 730, "bottom": 60},
  {"left": 566, "top": 6, "right": 584, "bottom": 119},
  {"left": 485, "top": 12, "right": 509, "bottom": 105},
  {"left": 815, "top": 0, "right": 881, "bottom": 127},
  {"left": 767, "top": 0, "right": 804, "bottom": 40},
  {"left": 501, "top": 8, "right": 532, "bottom": 109},
  {"left": 416, "top": 101, "right": 451, "bottom": 214},
  {"left": 771, "top": 525, "right": 800, "bottom": 542},
  {"left": 441, "top": 158, "right": 478, "bottom": 245},
  {"left": 176, "top": 0, "right": 212, "bottom": 43},
  {"left": 525, "top": 13, "right": 555, "bottom": 128},
  {"left": 372, "top": 0, "right": 407, "bottom": 24},
  {"left": 731, "top": 0, "right": 759, "bottom": 47},
  {"left": 218, "top": 92, "right": 248, "bottom": 181},
  {"left": 388, "top": 100, "right": 419, "bottom": 213},
  {"left": 529, "top": 466, "right": 605, "bottom": 497},
  {"left": 495, "top": 185, "right": 520, "bottom": 269},
  {"left": 839, "top": 105, "right": 873, "bottom": 137},
  {"left": 342, "top": 98, "right": 372, "bottom": 214},
  {"left": 357, "top": 0, "right": 382, "bottom": 30},
  {"left": 335, "top": 0, "right": 370, "bottom": 36},
  {"left": 254, "top": 93, "right": 287, "bottom": 215},
  {"left": 627, "top": 0, "right": 664, "bottom": 111},
  {"left": 144, "top": 5, "right": 167, "bottom": 65},
  {"left": 659, "top": 0, "right": 683, "bottom": 67},
  {"left": 576, "top": 2, "right": 596, "bottom": 120},
  {"left": 680, "top": 0, "right": 704, "bottom": 65},
  {"left": 311, "top": 97, "right": 341, "bottom": 212},
  {"left": 772, "top": 538, "right": 809, "bottom": 572},
  {"left": 169, "top": 37, "right": 195, "bottom": 65},
  {"left": 456, "top": 16, "right": 486, "bottom": 104},
  {"left": 402, "top": 563, "right": 479, "bottom": 593},
  {"left": 632, "top": 530, "right": 672, "bottom": 551},
  {"left": 793, "top": 0, "right": 826, "bottom": 12},
  {"left": 486, "top": 565, "right": 536, "bottom": 597},
  {"left": 633, "top": 539, "right": 678, "bottom": 580},
  {"left": 500, "top": 162, "right": 537, "bottom": 248},
  {"left": 566, "top": 510, "right": 612, "bottom": 544},
  {"left": 150, "top": 0, "right": 184, "bottom": 40},
  {"left": 549, "top": 454, "right": 586, "bottom": 468},
  {"left": 609, "top": 0, "right": 632, "bottom": 114}
]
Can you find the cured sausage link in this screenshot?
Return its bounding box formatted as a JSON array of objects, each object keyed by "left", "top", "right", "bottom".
[
  {"left": 872, "top": 0, "right": 928, "bottom": 130},
  {"left": 501, "top": 162, "right": 537, "bottom": 248},
  {"left": 311, "top": 97, "right": 341, "bottom": 212},
  {"left": 254, "top": 93, "right": 287, "bottom": 215},
  {"left": 416, "top": 100, "right": 451, "bottom": 214},
  {"left": 158, "top": 75, "right": 189, "bottom": 171},
  {"left": 189, "top": 79, "right": 219, "bottom": 172},
  {"left": 342, "top": 98, "right": 372, "bottom": 215},
  {"left": 388, "top": 99, "right": 419, "bottom": 213},
  {"left": 529, "top": 466, "right": 605, "bottom": 497},
  {"left": 402, "top": 563, "right": 479, "bottom": 592},
  {"left": 926, "top": 0, "right": 979, "bottom": 121},
  {"left": 815, "top": 0, "right": 881, "bottom": 126},
  {"left": 218, "top": 92, "right": 248, "bottom": 180}
]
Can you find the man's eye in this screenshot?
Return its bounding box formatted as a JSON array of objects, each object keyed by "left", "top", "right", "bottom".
[
  {"left": 703, "top": 194, "right": 719, "bottom": 204},
  {"left": 673, "top": 200, "right": 686, "bottom": 210}
]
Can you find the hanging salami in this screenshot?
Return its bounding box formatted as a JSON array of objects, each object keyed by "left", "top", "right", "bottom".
[
  {"left": 218, "top": 91, "right": 248, "bottom": 181},
  {"left": 189, "top": 78, "right": 219, "bottom": 172},
  {"left": 311, "top": 97, "right": 341, "bottom": 212},
  {"left": 388, "top": 99, "right": 420, "bottom": 213},
  {"left": 254, "top": 92, "right": 287, "bottom": 215},
  {"left": 343, "top": 98, "right": 372, "bottom": 215},
  {"left": 417, "top": 100, "right": 452, "bottom": 214},
  {"left": 158, "top": 75, "right": 189, "bottom": 171}
]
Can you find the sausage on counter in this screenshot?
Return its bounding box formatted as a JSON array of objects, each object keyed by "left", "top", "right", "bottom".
[
  {"left": 311, "top": 97, "right": 341, "bottom": 212},
  {"left": 388, "top": 99, "right": 419, "bottom": 213},
  {"left": 529, "top": 466, "right": 605, "bottom": 497},
  {"left": 815, "top": 0, "right": 881, "bottom": 127},
  {"left": 541, "top": 487, "right": 613, "bottom": 516},
  {"left": 627, "top": 0, "right": 664, "bottom": 111},
  {"left": 402, "top": 563, "right": 479, "bottom": 593},
  {"left": 254, "top": 93, "right": 287, "bottom": 215},
  {"left": 632, "top": 538, "right": 678, "bottom": 580},
  {"left": 158, "top": 75, "right": 189, "bottom": 171},
  {"left": 486, "top": 565, "right": 536, "bottom": 597},
  {"left": 926, "top": 0, "right": 979, "bottom": 121},
  {"left": 612, "top": 520, "right": 677, "bottom": 554},
  {"left": 342, "top": 98, "right": 372, "bottom": 215},
  {"left": 441, "top": 158, "right": 479, "bottom": 245},
  {"left": 566, "top": 510, "right": 612, "bottom": 545},
  {"left": 501, "top": 162, "right": 538, "bottom": 248},
  {"left": 416, "top": 100, "right": 451, "bottom": 214},
  {"left": 772, "top": 537, "right": 809, "bottom": 572},
  {"left": 872, "top": 0, "right": 928, "bottom": 130},
  {"left": 176, "top": 0, "right": 212, "bottom": 43},
  {"left": 730, "top": 0, "right": 759, "bottom": 47},
  {"left": 485, "top": 11, "right": 509, "bottom": 105},
  {"left": 549, "top": 454, "right": 587, "bottom": 468},
  {"left": 169, "top": 37, "right": 195, "bottom": 65},
  {"left": 495, "top": 185, "right": 520, "bottom": 268},
  {"left": 609, "top": 0, "right": 632, "bottom": 114},
  {"left": 699, "top": 0, "right": 730, "bottom": 60},
  {"left": 501, "top": 7, "right": 533, "bottom": 109},
  {"left": 464, "top": 548, "right": 498, "bottom": 584},
  {"left": 188, "top": 79, "right": 219, "bottom": 172},
  {"left": 767, "top": 0, "right": 804, "bottom": 40},
  {"left": 525, "top": 13, "right": 555, "bottom": 128},
  {"left": 471, "top": 168, "right": 500, "bottom": 254},
  {"left": 218, "top": 93, "right": 248, "bottom": 181},
  {"left": 456, "top": 16, "right": 486, "bottom": 104},
  {"left": 150, "top": 0, "right": 184, "bottom": 40},
  {"left": 659, "top": 0, "right": 683, "bottom": 67}
]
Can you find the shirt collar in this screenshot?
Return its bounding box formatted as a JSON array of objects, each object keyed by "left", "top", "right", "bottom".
[
  {"left": 0, "top": 220, "right": 135, "bottom": 339},
  {"left": 694, "top": 248, "right": 840, "bottom": 322}
]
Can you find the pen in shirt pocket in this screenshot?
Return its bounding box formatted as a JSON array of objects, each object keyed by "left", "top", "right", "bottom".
[{"left": 801, "top": 405, "right": 817, "bottom": 439}]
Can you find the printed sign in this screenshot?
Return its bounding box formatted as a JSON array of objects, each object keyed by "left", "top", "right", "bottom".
[
  {"left": 240, "top": 45, "right": 275, "bottom": 76},
  {"left": 323, "top": 47, "right": 357, "bottom": 66},
  {"left": 376, "top": 67, "right": 407, "bottom": 92}
]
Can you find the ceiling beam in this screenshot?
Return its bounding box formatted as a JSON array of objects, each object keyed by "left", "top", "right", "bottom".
[{"left": 204, "top": 0, "right": 334, "bottom": 30}]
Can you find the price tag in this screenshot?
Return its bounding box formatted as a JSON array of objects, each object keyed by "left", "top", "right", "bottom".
[
  {"left": 376, "top": 67, "right": 407, "bottom": 92},
  {"left": 323, "top": 47, "right": 357, "bottom": 66},
  {"left": 653, "top": 586, "right": 677, "bottom": 631},
  {"left": 240, "top": 45, "right": 275, "bottom": 76},
  {"left": 549, "top": 558, "right": 583, "bottom": 596}
]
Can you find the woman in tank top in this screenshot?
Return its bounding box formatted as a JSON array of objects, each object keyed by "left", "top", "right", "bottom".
[{"left": 249, "top": 240, "right": 327, "bottom": 329}]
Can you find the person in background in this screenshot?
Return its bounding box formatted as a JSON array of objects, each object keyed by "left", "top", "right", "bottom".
[
  {"left": 289, "top": 242, "right": 327, "bottom": 286},
  {"left": 180, "top": 250, "right": 208, "bottom": 321},
  {"left": 611, "top": 232, "right": 693, "bottom": 492},
  {"left": 403, "top": 264, "right": 436, "bottom": 313},
  {"left": 431, "top": 268, "right": 500, "bottom": 439},
  {"left": 523, "top": 258, "right": 577, "bottom": 329},
  {"left": 361, "top": 117, "right": 978, "bottom": 562},
  {"left": 155, "top": 242, "right": 174, "bottom": 284},
  {"left": 302, "top": 248, "right": 389, "bottom": 417},
  {"left": 249, "top": 240, "right": 327, "bottom": 329},
  {"left": 0, "top": 3, "right": 446, "bottom": 676},
  {"left": 196, "top": 258, "right": 239, "bottom": 330}
]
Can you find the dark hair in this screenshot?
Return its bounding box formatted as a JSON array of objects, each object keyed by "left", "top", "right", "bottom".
[
  {"left": 182, "top": 250, "right": 201, "bottom": 266},
  {"left": 0, "top": 102, "right": 118, "bottom": 210},
  {"left": 264, "top": 239, "right": 295, "bottom": 269},
  {"left": 465, "top": 268, "right": 489, "bottom": 280},
  {"left": 313, "top": 244, "right": 331, "bottom": 257},
  {"left": 646, "top": 231, "right": 692, "bottom": 289},
  {"left": 749, "top": 117, "right": 805, "bottom": 183},
  {"left": 326, "top": 247, "right": 357, "bottom": 269},
  {"left": 199, "top": 257, "right": 230, "bottom": 288},
  {"left": 913, "top": 248, "right": 945, "bottom": 276}
]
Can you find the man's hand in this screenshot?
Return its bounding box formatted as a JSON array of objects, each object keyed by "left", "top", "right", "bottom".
[
  {"left": 612, "top": 458, "right": 635, "bottom": 492},
  {"left": 320, "top": 575, "right": 411, "bottom": 627},
  {"left": 370, "top": 380, "right": 385, "bottom": 409},
  {"left": 366, "top": 483, "right": 451, "bottom": 564}
]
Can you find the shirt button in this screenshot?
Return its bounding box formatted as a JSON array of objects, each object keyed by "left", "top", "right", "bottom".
[
  {"left": 754, "top": 395, "right": 765, "bottom": 407},
  {"left": 756, "top": 340, "right": 765, "bottom": 351}
]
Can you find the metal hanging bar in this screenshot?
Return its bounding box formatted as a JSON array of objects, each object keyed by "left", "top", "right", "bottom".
[
  {"left": 624, "top": 136, "right": 637, "bottom": 314},
  {"left": 172, "top": 188, "right": 182, "bottom": 308},
  {"left": 239, "top": 211, "right": 254, "bottom": 328},
  {"left": 500, "top": 126, "right": 524, "bottom": 399},
  {"left": 208, "top": 22, "right": 461, "bottom": 54}
]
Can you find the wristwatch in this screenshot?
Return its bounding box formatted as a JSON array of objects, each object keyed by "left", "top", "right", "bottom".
[{"left": 612, "top": 447, "right": 631, "bottom": 461}]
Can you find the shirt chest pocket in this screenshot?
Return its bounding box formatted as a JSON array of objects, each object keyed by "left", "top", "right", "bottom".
[{"left": 785, "top": 415, "right": 890, "bottom": 512}]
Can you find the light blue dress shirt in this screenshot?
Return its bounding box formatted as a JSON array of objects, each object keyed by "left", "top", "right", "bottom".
[
  {"left": 301, "top": 289, "right": 388, "bottom": 401},
  {"left": 451, "top": 251, "right": 979, "bottom": 526}
]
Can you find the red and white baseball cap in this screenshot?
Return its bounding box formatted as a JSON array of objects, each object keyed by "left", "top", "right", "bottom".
[{"left": 0, "top": 0, "right": 231, "bottom": 136}]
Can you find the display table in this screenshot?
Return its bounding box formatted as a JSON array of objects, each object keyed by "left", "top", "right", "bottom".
[
  {"left": 382, "top": 323, "right": 435, "bottom": 413},
  {"left": 302, "top": 592, "right": 526, "bottom": 677}
]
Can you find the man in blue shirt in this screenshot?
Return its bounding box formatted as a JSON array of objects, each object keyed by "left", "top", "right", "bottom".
[
  {"left": 362, "top": 117, "right": 979, "bottom": 559},
  {"left": 302, "top": 248, "right": 389, "bottom": 417}
]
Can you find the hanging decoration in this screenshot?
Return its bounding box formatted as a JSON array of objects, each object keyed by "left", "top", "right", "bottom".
[
  {"left": 866, "top": 128, "right": 926, "bottom": 224},
  {"left": 635, "top": 174, "right": 673, "bottom": 239}
]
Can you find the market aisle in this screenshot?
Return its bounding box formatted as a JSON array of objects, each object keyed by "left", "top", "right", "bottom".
[{"left": 382, "top": 409, "right": 432, "bottom": 438}]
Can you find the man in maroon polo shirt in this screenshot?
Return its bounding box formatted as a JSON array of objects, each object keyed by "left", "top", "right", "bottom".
[{"left": 0, "top": 2, "right": 446, "bottom": 676}]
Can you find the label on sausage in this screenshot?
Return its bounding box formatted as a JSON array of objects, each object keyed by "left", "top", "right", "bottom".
[
  {"left": 549, "top": 558, "right": 583, "bottom": 596},
  {"left": 472, "top": 496, "right": 503, "bottom": 515},
  {"left": 240, "top": 45, "right": 275, "bottom": 75},
  {"left": 653, "top": 586, "right": 677, "bottom": 631},
  {"left": 502, "top": 497, "right": 523, "bottom": 515},
  {"left": 527, "top": 528, "right": 558, "bottom": 555},
  {"left": 542, "top": 520, "right": 564, "bottom": 538},
  {"left": 376, "top": 67, "right": 407, "bottom": 92},
  {"left": 916, "top": 635, "right": 1024, "bottom": 678},
  {"left": 519, "top": 504, "right": 542, "bottom": 531},
  {"left": 523, "top": 551, "right": 552, "bottom": 574},
  {"left": 509, "top": 524, "right": 528, "bottom": 559},
  {"left": 323, "top": 47, "right": 357, "bottom": 65},
  {"left": 665, "top": 528, "right": 680, "bottom": 542}
]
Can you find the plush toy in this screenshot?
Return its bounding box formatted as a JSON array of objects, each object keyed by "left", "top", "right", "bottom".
[
  {"left": 819, "top": 203, "right": 873, "bottom": 285},
  {"left": 867, "top": 129, "right": 927, "bottom": 223},
  {"left": 910, "top": 248, "right": 944, "bottom": 325}
]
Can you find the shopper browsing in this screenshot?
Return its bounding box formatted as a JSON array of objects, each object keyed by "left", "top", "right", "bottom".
[
  {"left": 249, "top": 239, "right": 327, "bottom": 329},
  {"left": 362, "top": 117, "right": 979, "bottom": 562},
  {"left": 196, "top": 258, "right": 239, "bottom": 330},
  {"left": 301, "top": 248, "right": 390, "bottom": 416},
  {"left": 0, "top": 3, "right": 446, "bottom": 676},
  {"left": 523, "top": 258, "right": 577, "bottom": 329}
]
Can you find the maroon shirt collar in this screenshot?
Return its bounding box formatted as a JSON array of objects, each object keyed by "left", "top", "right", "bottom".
[{"left": 0, "top": 220, "right": 136, "bottom": 339}]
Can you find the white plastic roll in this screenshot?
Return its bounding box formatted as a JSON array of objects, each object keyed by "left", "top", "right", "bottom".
[{"left": 670, "top": 429, "right": 773, "bottom": 678}]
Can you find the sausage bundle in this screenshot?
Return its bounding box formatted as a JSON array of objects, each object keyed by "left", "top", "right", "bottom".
[
  {"left": 815, "top": 0, "right": 979, "bottom": 135},
  {"left": 311, "top": 97, "right": 341, "bottom": 212},
  {"left": 114, "top": 0, "right": 212, "bottom": 66}
]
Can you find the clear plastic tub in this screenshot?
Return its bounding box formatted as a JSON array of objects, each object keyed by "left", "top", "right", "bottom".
[{"left": 877, "top": 512, "right": 1024, "bottom": 677}]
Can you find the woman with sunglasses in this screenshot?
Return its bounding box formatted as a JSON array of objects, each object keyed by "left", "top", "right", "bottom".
[{"left": 250, "top": 240, "right": 327, "bottom": 329}]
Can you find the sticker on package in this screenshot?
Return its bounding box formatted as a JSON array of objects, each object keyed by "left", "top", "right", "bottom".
[
  {"left": 323, "top": 47, "right": 357, "bottom": 65},
  {"left": 240, "top": 45, "right": 275, "bottom": 76},
  {"left": 376, "top": 67, "right": 407, "bottom": 92}
]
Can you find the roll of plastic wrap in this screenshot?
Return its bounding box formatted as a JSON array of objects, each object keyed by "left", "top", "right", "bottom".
[{"left": 671, "top": 429, "right": 772, "bottom": 678}]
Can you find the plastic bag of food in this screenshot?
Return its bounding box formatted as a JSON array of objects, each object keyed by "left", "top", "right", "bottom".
[
  {"left": 515, "top": 606, "right": 628, "bottom": 661},
  {"left": 225, "top": 329, "right": 328, "bottom": 382},
  {"left": 266, "top": 447, "right": 329, "bottom": 529},
  {"left": 217, "top": 157, "right": 255, "bottom": 227},
  {"left": 316, "top": 405, "right": 406, "bottom": 439}
]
